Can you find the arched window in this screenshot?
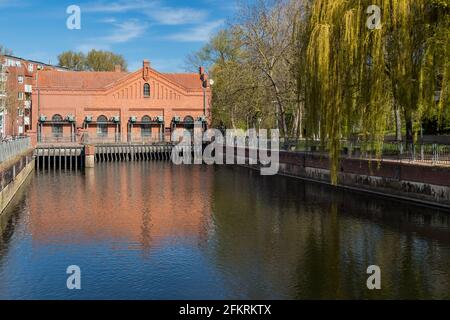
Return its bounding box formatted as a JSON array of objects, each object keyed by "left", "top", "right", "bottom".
[
  {"left": 141, "top": 115, "right": 152, "bottom": 137},
  {"left": 97, "top": 115, "right": 108, "bottom": 137},
  {"left": 184, "top": 115, "right": 194, "bottom": 130},
  {"left": 52, "top": 114, "right": 63, "bottom": 138},
  {"left": 143, "top": 83, "right": 150, "bottom": 97}
]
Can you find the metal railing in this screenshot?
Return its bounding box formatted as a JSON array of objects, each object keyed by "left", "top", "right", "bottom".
[
  {"left": 82, "top": 133, "right": 173, "bottom": 145},
  {"left": 0, "top": 136, "right": 31, "bottom": 164},
  {"left": 280, "top": 139, "right": 450, "bottom": 165},
  {"left": 39, "top": 135, "right": 75, "bottom": 144},
  {"left": 37, "top": 133, "right": 175, "bottom": 145}
]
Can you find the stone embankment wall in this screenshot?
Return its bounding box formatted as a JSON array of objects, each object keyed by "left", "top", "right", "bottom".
[
  {"left": 240, "top": 149, "right": 450, "bottom": 208},
  {"left": 0, "top": 149, "right": 35, "bottom": 214}
]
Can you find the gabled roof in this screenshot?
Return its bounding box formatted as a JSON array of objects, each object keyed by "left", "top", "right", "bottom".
[
  {"left": 163, "top": 73, "right": 203, "bottom": 90},
  {"left": 36, "top": 69, "right": 204, "bottom": 91},
  {"left": 37, "top": 71, "right": 130, "bottom": 89}
]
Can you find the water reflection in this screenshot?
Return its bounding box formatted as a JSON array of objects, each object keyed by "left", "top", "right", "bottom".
[
  {"left": 28, "top": 163, "right": 212, "bottom": 248},
  {"left": 0, "top": 163, "right": 449, "bottom": 299},
  {"left": 210, "top": 167, "right": 450, "bottom": 299}
]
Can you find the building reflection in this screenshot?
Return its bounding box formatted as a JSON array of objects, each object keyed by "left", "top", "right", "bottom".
[
  {"left": 1, "top": 164, "right": 450, "bottom": 299},
  {"left": 27, "top": 163, "right": 213, "bottom": 252}
]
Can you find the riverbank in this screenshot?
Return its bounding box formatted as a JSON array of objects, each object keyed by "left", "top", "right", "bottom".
[
  {"left": 0, "top": 149, "right": 35, "bottom": 214},
  {"left": 239, "top": 149, "right": 450, "bottom": 210}
]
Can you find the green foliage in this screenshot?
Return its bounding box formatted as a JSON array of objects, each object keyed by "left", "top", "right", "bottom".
[
  {"left": 187, "top": 0, "right": 303, "bottom": 137},
  {"left": 58, "top": 51, "right": 86, "bottom": 71},
  {"left": 58, "top": 50, "right": 128, "bottom": 72},
  {"left": 303, "top": 0, "right": 449, "bottom": 183},
  {"left": 187, "top": 0, "right": 449, "bottom": 184},
  {"left": 85, "top": 50, "right": 128, "bottom": 72}
]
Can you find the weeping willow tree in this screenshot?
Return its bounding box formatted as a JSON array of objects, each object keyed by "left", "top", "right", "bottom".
[
  {"left": 418, "top": 0, "right": 450, "bottom": 133},
  {"left": 303, "top": 0, "right": 449, "bottom": 184}
]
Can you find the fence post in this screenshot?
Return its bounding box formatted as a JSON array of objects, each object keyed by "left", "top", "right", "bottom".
[
  {"left": 0, "top": 137, "right": 31, "bottom": 165},
  {"left": 432, "top": 143, "right": 437, "bottom": 165}
]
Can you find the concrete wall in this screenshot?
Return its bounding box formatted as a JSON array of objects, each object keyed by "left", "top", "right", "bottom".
[
  {"left": 0, "top": 150, "right": 35, "bottom": 214},
  {"left": 242, "top": 149, "right": 450, "bottom": 208}
]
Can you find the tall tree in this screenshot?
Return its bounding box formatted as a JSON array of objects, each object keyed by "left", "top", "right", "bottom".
[
  {"left": 57, "top": 49, "right": 128, "bottom": 72},
  {"left": 303, "top": 0, "right": 449, "bottom": 183},
  {"left": 186, "top": 0, "right": 449, "bottom": 185},
  {"left": 236, "top": 0, "right": 301, "bottom": 139},
  {"left": 3, "top": 68, "right": 21, "bottom": 136},
  {"left": 58, "top": 51, "right": 86, "bottom": 71},
  {"left": 85, "top": 50, "right": 128, "bottom": 72}
]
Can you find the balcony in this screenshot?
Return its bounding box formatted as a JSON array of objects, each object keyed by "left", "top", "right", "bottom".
[
  {"left": 24, "top": 84, "right": 32, "bottom": 93},
  {"left": 24, "top": 116, "right": 30, "bottom": 125},
  {"left": 24, "top": 100, "right": 31, "bottom": 109}
]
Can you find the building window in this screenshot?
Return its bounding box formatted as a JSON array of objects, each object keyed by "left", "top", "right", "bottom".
[
  {"left": 52, "top": 114, "right": 63, "bottom": 138},
  {"left": 143, "top": 83, "right": 150, "bottom": 97},
  {"left": 0, "top": 113, "right": 4, "bottom": 135},
  {"left": 184, "top": 116, "right": 194, "bottom": 130},
  {"left": 141, "top": 115, "right": 152, "bottom": 137},
  {"left": 18, "top": 92, "right": 24, "bottom": 100},
  {"left": 97, "top": 115, "right": 108, "bottom": 137},
  {"left": 28, "top": 64, "right": 34, "bottom": 72},
  {"left": 18, "top": 75, "right": 24, "bottom": 84}
]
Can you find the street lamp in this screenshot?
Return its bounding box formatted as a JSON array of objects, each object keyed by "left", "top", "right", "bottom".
[{"left": 199, "top": 67, "right": 214, "bottom": 118}]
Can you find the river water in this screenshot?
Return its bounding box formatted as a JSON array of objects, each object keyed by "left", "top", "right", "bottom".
[{"left": 0, "top": 162, "right": 449, "bottom": 299}]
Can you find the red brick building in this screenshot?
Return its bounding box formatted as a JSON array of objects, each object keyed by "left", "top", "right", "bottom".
[
  {"left": 30, "top": 60, "right": 211, "bottom": 144},
  {"left": 0, "top": 55, "right": 66, "bottom": 139}
]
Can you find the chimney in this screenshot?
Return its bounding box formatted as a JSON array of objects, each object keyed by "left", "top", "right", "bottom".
[
  {"left": 114, "top": 65, "right": 122, "bottom": 72},
  {"left": 143, "top": 59, "right": 151, "bottom": 80}
]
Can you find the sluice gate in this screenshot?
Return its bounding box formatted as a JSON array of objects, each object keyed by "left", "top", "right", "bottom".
[
  {"left": 35, "top": 144, "right": 173, "bottom": 170},
  {"left": 95, "top": 145, "right": 173, "bottom": 162},
  {"left": 35, "top": 146, "right": 84, "bottom": 171}
]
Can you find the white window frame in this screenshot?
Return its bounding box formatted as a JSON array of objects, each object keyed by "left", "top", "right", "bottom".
[
  {"left": 18, "top": 75, "right": 24, "bottom": 84},
  {"left": 28, "top": 63, "right": 34, "bottom": 72},
  {"left": 18, "top": 92, "right": 24, "bottom": 100}
]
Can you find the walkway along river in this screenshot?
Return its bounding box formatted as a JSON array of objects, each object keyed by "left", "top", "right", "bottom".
[{"left": 0, "top": 162, "right": 449, "bottom": 299}]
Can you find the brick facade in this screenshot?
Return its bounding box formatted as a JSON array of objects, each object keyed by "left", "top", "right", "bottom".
[
  {"left": 0, "top": 55, "right": 65, "bottom": 139},
  {"left": 30, "top": 60, "right": 211, "bottom": 145}
]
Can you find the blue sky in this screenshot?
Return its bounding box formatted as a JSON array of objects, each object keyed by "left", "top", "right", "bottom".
[{"left": 0, "top": 0, "right": 238, "bottom": 72}]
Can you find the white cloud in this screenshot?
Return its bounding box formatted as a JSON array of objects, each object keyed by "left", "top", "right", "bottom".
[
  {"left": 84, "top": 0, "right": 153, "bottom": 13},
  {"left": 76, "top": 43, "right": 112, "bottom": 53},
  {"left": 77, "top": 20, "right": 147, "bottom": 53},
  {"left": 151, "top": 58, "right": 185, "bottom": 72},
  {"left": 84, "top": 0, "right": 208, "bottom": 25},
  {"left": 99, "top": 17, "right": 117, "bottom": 23},
  {"left": 101, "top": 21, "right": 147, "bottom": 43},
  {"left": 166, "top": 20, "right": 224, "bottom": 42},
  {"left": 145, "top": 7, "right": 207, "bottom": 26}
]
